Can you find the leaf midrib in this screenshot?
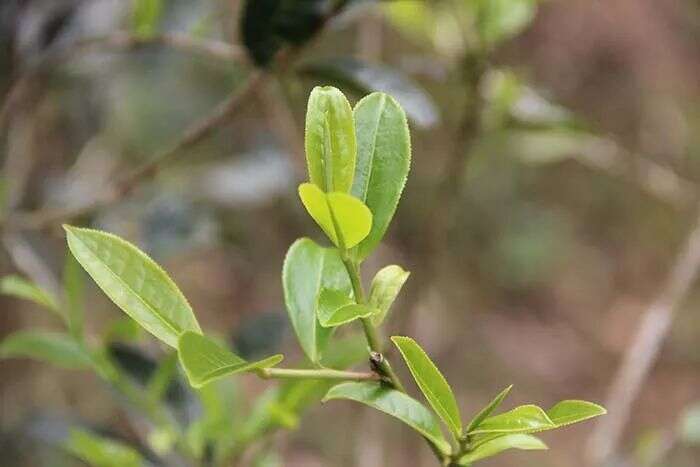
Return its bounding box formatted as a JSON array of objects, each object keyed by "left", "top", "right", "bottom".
[
  {"left": 72, "top": 233, "right": 181, "bottom": 337},
  {"left": 357, "top": 93, "right": 387, "bottom": 202}
]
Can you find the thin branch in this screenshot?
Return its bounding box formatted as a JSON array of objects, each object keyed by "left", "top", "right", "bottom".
[
  {"left": 259, "top": 367, "right": 380, "bottom": 381},
  {"left": 6, "top": 69, "right": 265, "bottom": 230},
  {"left": 586, "top": 207, "right": 700, "bottom": 465},
  {"left": 0, "top": 32, "right": 246, "bottom": 135}
]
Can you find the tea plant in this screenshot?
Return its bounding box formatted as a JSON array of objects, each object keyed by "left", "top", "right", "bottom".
[{"left": 2, "top": 86, "right": 605, "bottom": 466}]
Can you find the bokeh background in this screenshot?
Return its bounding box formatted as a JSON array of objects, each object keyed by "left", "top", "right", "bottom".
[{"left": 1, "top": 0, "right": 700, "bottom": 466}]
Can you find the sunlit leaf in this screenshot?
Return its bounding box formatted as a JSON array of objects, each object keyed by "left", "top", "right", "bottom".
[
  {"left": 318, "top": 303, "right": 378, "bottom": 328},
  {"left": 178, "top": 332, "right": 282, "bottom": 388},
  {"left": 283, "top": 238, "right": 353, "bottom": 363},
  {"left": 65, "top": 428, "right": 144, "bottom": 467},
  {"left": 0, "top": 331, "right": 91, "bottom": 369},
  {"left": 469, "top": 405, "right": 555, "bottom": 435},
  {"left": 547, "top": 400, "right": 606, "bottom": 428},
  {"left": 466, "top": 385, "right": 513, "bottom": 432},
  {"left": 64, "top": 226, "right": 201, "bottom": 348},
  {"left": 303, "top": 58, "right": 439, "bottom": 128},
  {"left": 323, "top": 382, "right": 451, "bottom": 455},
  {"left": 368, "top": 265, "right": 410, "bottom": 325},
  {"left": 1, "top": 275, "right": 61, "bottom": 316},
  {"left": 391, "top": 336, "right": 462, "bottom": 437},
  {"left": 298, "top": 183, "right": 372, "bottom": 249},
  {"left": 304, "top": 86, "right": 356, "bottom": 193},
  {"left": 458, "top": 434, "right": 547, "bottom": 465},
  {"left": 351, "top": 92, "right": 411, "bottom": 258}
]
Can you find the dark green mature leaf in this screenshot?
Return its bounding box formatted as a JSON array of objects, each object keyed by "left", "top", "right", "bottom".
[
  {"left": 304, "top": 86, "right": 357, "bottom": 193},
  {"left": 469, "top": 405, "right": 555, "bottom": 435},
  {"left": 392, "top": 336, "right": 462, "bottom": 437},
  {"left": 352, "top": 93, "right": 411, "bottom": 259},
  {"left": 1, "top": 275, "right": 61, "bottom": 315},
  {"left": 303, "top": 57, "right": 440, "bottom": 128},
  {"left": 458, "top": 434, "right": 547, "bottom": 465},
  {"left": 318, "top": 303, "right": 378, "bottom": 327},
  {"left": 283, "top": 238, "right": 353, "bottom": 363},
  {"left": 241, "top": 0, "right": 327, "bottom": 67},
  {"left": 368, "top": 265, "right": 410, "bottom": 325},
  {"left": 324, "top": 382, "right": 451, "bottom": 454},
  {"left": 65, "top": 428, "right": 144, "bottom": 467},
  {"left": 132, "top": 0, "right": 163, "bottom": 38},
  {"left": 178, "top": 332, "right": 283, "bottom": 388},
  {"left": 298, "top": 183, "right": 372, "bottom": 249},
  {"left": 0, "top": 331, "right": 91, "bottom": 369},
  {"left": 466, "top": 385, "right": 513, "bottom": 432},
  {"left": 64, "top": 226, "right": 201, "bottom": 348},
  {"left": 547, "top": 400, "right": 606, "bottom": 427}
]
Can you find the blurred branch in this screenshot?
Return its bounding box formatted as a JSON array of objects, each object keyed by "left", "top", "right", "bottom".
[
  {"left": 6, "top": 69, "right": 266, "bottom": 230},
  {"left": 576, "top": 137, "right": 697, "bottom": 207},
  {"left": 0, "top": 31, "right": 246, "bottom": 135},
  {"left": 587, "top": 206, "right": 700, "bottom": 465},
  {"left": 256, "top": 77, "right": 306, "bottom": 174}
]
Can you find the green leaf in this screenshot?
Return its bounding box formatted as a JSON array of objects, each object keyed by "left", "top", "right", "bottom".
[
  {"left": 64, "top": 225, "right": 201, "bottom": 348},
  {"left": 391, "top": 336, "right": 462, "bottom": 437},
  {"left": 303, "top": 58, "right": 439, "bottom": 128},
  {"left": 368, "top": 265, "right": 410, "bottom": 325},
  {"left": 63, "top": 253, "right": 85, "bottom": 340},
  {"left": 0, "top": 331, "right": 91, "bottom": 369},
  {"left": 304, "top": 86, "right": 356, "bottom": 193},
  {"left": 178, "top": 331, "right": 282, "bottom": 388},
  {"left": 466, "top": 385, "right": 513, "bottom": 432},
  {"left": 458, "top": 434, "right": 547, "bottom": 465},
  {"left": 282, "top": 238, "right": 353, "bottom": 363},
  {"left": 546, "top": 400, "right": 606, "bottom": 427},
  {"left": 323, "top": 382, "right": 451, "bottom": 455},
  {"left": 132, "top": 0, "right": 163, "bottom": 38},
  {"left": 146, "top": 351, "right": 178, "bottom": 403},
  {"left": 469, "top": 405, "right": 555, "bottom": 435},
  {"left": 65, "top": 428, "right": 144, "bottom": 467},
  {"left": 319, "top": 303, "right": 379, "bottom": 328},
  {"left": 1, "top": 275, "right": 61, "bottom": 315},
  {"left": 352, "top": 92, "right": 411, "bottom": 259},
  {"left": 298, "top": 183, "right": 373, "bottom": 249}
]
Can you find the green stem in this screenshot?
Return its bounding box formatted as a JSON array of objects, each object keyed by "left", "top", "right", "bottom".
[
  {"left": 259, "top": 367, "right": 379, "bottom": 381},
  {"left": 342, "top": 257, "right": 449, "bottom": 461}
]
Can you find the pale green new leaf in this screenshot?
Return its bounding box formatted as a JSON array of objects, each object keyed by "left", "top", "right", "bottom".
[
  {"left": 304, "top": 86, "right": 356, "bottom": 193},
  {"left": 1, "top": 275, "right": 61, "bottom": 316},
  {"left": 65, "top": 428, "right": 144, "bottom": 467},
  {"left": 319, "top": 303, "right": 379, "bottom": 327},
  {"left": 178, "top": 331, "right": 283, "bottom": 388},
  {"left": 458, "top": 434, "right": 547, "bottom": 465},
  {"left": 323, "top": 382, "right": 451, "bottom": 455},
  {"left": 466, "top": 385, "right": 513, "bottom": 432},
  {"left": 352, "top": 92, "right": 411, "bottom": 259},
  {"left": 547, "top": 400, "right": 606, "bottom": 428},
  {"left": 469, "top": 405, "right": 555, "bottom": 435},
  {"left": 368, "top": 265, "right": 410, "bottom": 325},
  {"left": 283, "top": 238, "right": 353, "bottom": 363},
  {"left": 298, "top": 183, "right": 372, "bottom": 249},
  {"left": 0, "top": 331, "right": 91, "bottom": 369},
  {"left": 392, "top": 336, "right": 462, "bottom": 437},
  {"left": 317, "top": 288, "right": 353, "bottom": 321},
  {"left": 64, "top": 226, "right": 201, "bottom": 348}
]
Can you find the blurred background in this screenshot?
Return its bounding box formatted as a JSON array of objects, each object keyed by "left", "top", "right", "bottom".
[{"left": 1, "top": 0, "right": 700, "bottom": 466}]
